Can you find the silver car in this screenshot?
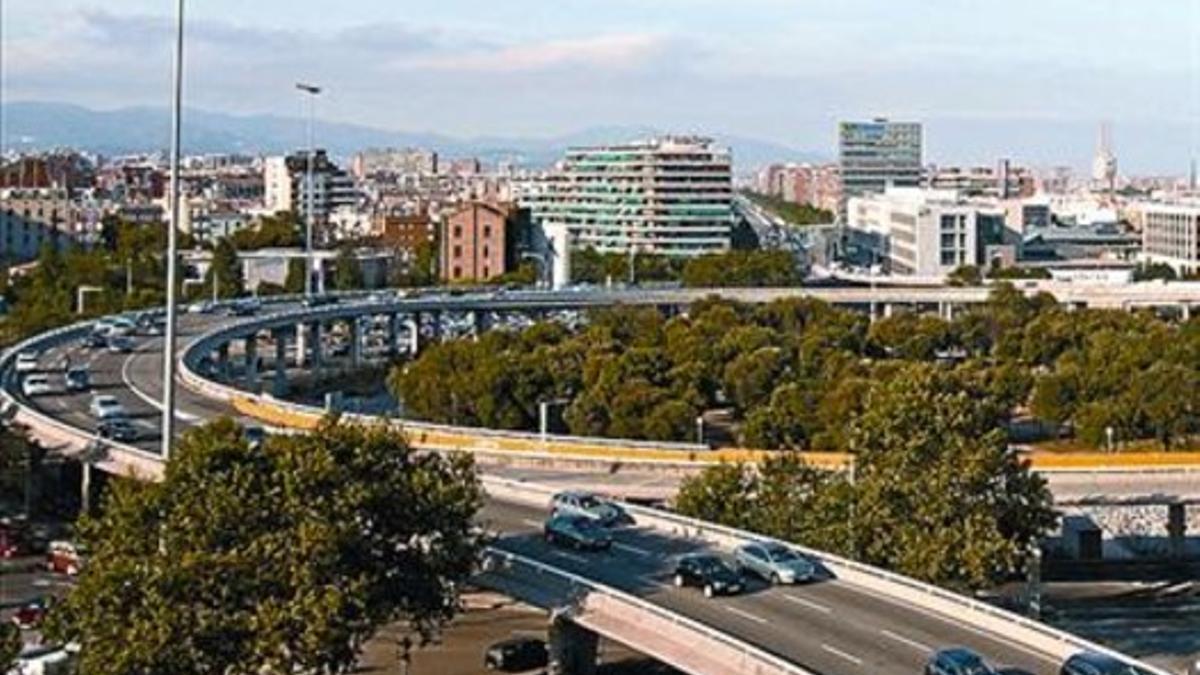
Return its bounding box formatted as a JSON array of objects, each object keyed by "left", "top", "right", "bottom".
[{"left": 734, "top": 541, "right": 816, "bottom": 585}]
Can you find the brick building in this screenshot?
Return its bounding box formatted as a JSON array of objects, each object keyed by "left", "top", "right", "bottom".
[{"left": 440, "top": 202, "right": 519, "bottom": 282}]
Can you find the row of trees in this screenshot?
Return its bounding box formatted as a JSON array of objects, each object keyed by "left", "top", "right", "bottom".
[
  {"left": 570, "top": 247, "right": 803, "bottom": 289},
  {"left": 44, "top": 418, "right": 483, "bottom": 674},
  {"left": 742, "top": 191, "right": 835, "bottom": 227},
  {"left": 392, "top": 286, "right": 1200, "bottom": 451},
  {"left": 676, "top": 365, "right": 1056, "bottom": 591}
]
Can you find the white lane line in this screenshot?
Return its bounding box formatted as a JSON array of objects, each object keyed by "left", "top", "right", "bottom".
[
  {"left": 821, "top": 643, "right": 863, "bottom": 666},
  {"left": 880, "top": 629, "right": 933, "bottom": 653},
  {"left": 121, "top": 353, "right": 202, "bottom": 423},
  {"left": 725, "top": 607, "right": 769, "bottom": 625},
  {"left": 612, "top": 542, "right": 653, "bottom": 557},
  {"left": 551, "top": 551, "right": 589, "bottom": 565},
  {"left": 782, "top": 594, "right": 833, "bottom": 614}
]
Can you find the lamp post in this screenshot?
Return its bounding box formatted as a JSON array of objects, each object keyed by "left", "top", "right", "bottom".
[
  {"left": 160, "top": 0, "right": 186, "bottom": 460},
  {"left": 295, "top": 83, "right": 321, "bottom": 298}
]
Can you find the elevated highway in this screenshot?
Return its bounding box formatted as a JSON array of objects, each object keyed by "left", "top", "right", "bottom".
[{"left": 3, "top": 289, "right": 1198, "bottom": 674}]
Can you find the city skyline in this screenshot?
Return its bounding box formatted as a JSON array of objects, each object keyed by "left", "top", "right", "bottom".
[{"left": 2, "top": 1, "right": 1200, "bottom": 172}]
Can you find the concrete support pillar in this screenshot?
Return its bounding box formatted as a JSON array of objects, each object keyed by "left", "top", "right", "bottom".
[
  {"left": 388, "top": 313, "right": 402, "bottom": 357},
  {"left": 80, "top": 462, "right": 92, "bottom": 515},
  {"left": 309, "top": 321, "right": 324, "bottom": 371},
  {"left": 1182, "top": 304, "right": 1192, "bottom": 322},
  {"left": 548, "top": 617, "right": 598, "bottom": 675},
  {"left": 939, "top": 302, "right": 954, "bottom": 322},
  {"left": 406, "top": 317, "right": 420, "bottom": 356},
  {"left": 349, "top": 318, "right": 362, "bottom": 367},
  {"left": 1168, "top": 503, "right": 1187, "bottom": 559},
  {"left": 430, "top": 310, "right": 443, "bottom": 343},
  {"left": 244, "top": 335, "right": 259, "bottom": 391},
  {"left": 273, "top": 328, "right": 290, "bottom": 398},
  {"left": 883, "top": 303, "right": 894, "bottom": 319},
  {"left": 215, "top": 343, "right": 230, "bottom": 380}
]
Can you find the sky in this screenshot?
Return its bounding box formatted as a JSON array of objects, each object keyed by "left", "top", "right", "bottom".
[{"left": 3, "top": 0, "right": 1200, "bottom": 172}]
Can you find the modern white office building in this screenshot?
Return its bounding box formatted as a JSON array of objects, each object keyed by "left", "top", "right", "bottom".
[
  {"left": 523, "top": 136, "right": 734, "bottom": 257},
  {"left": 847, "top": 188, "right": 1006, "bottom": 277},
  {"left": 838, "top": 119, "right": 923, "bottom": 219},
  {"left": 1139, "top": 200, "right": 1200, "bottom": 275},
  {"left": 262, "top": 151, "right": 358, "bottom": 226}
]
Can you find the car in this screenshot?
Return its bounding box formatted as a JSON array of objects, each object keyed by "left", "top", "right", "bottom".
[
  {"left": 187, "top": 301, "right": 215, "bottom": 314},
  {"left": 89, "top": 395, "right": 127, "bottom": 420},
  {"left": 228, "top": 299, "right": 261, "bottom": 317},
  {"left": 550, "top": 491, "right": 633, "bottom": 527},
  {"left": 14, "top": 351, "right": 38, "bottom": 374},
  {"left": 672, "top": 553, "right": 743, "bottom": 598},
  {"left": 137, "top": 317, "right": 165, "bottom": 336},
  {"left": 734, "top": 541, "right": 816, "bottom": 585},
  {"left": 11, "top": 598, "right": 50, "bottom": 630},
  {"left": 926, "top": 647, "right": 998, "bottom": 675},
  {"left": 45, "top": 540, "right": 84, "bottom": 576},
  {"left": 543, "top": 514, "right": 612, "bottom": 551},
  {"left": 81, "top": 331, "right": 108, "bottom": 350},
  {"left": 65, "top": 367, "right": 91, "bottom": 392},
  {"left": 302, "top": 296, "right": 339, "bottom": 308},
  {"left": 1060, "top": 651, "right": 1149, "bottom": 675},
  {"left": 0, "top": 524, "right": 23, "bottom": 558},
  {"left": 97, "top": 419, "right": 139, "bottom": 442},
  {"left": 21, "top": 375, "right": 53, "bottom": 398},
  {"left": 106, "top": 335, "right": 135, "bottom": 353},
  {"left": 483, "top": 637, "right": 548, "bottom": 672}
]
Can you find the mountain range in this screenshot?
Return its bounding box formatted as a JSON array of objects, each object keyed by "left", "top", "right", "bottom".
[{"left": 0, "top": 101, "right": 825, "bottom": 169}]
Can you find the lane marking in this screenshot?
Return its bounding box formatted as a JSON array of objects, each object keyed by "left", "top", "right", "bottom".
[
  {"left": 551, "top": 551, "right": 589, "bottom": 565},
  {"left": 782, "top": 594, "right": 833, "bottom": 614},
  {"left": 880, "top": 629, "right": 933, "bottom": 653},
  {"left": 612, "top": 542, "right": 653, "bottom": 557},
  {"left": 821, "top": 643, "right": 863, "bottom": 666},
  {"left": 725, "top": 607, "right": 768, "bottom": 625},
  {"left": 121, "top": 352, "right": 202, "bottom": 423}
]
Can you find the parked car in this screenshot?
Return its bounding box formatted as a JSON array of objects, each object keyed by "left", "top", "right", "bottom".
[
  {"left": 65, "top": 367, "right": 91, "bottom": 392},
  {"left": 106, "top": 335, "right": 135, "bottom": 353},
  {"left": 89, "top": 395, "right": 127, "bottom": 420},
  {"left": 550, "top": 491, "right": 632, "bottom": 527},
  {"left": 483, "top": 637, "right": 548, "bottom": 672},
  {"left": 11, "top": 598, "right": 50, "bottom": 629},
  {"left": 21, "top": 375, "right": 53, "bottom": 398},
  {"left": 45, "top": 540, "right": 84, "bottom": 576},
  {"left": 1060, "top": 651, "right": 1148, "bottom": 675},
  {"left": 98, "top": 419, "right": 140, "bottom": 442},
  {"left": 672, "top": 553, "right": 743, "bottom": 598},
  {"left": 14, "top": 351, "right": 39, "bottom": 374},
  {"left": 543, "top": 514, "right": 612, "bottom": 551},
  {"left": 734, "top": 541, "right": 816, "bottom": 585},
  {"left": 926, "top": 647, "right": 998, "bottom": 675}
]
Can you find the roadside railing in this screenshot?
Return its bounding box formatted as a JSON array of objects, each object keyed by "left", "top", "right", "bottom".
[{"left": 480, "top": 546, "right": 820, "bottom": 675}]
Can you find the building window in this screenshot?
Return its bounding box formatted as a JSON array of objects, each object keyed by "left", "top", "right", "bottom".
[
  {"left": 453, "top": 266, "right": 462, "bottom": 279},
  {"left": 482, "top": 245, "right": 490, "bottom": 259},
  {"left": 483, "top": 225, "right": 492, "bottom": 239},
  {"left": 483, "top": 266, "right": 490, "bottom": 278},
  {"left": 453, "top": 245, "right": 463, "bottom": 258},
  {"left": 453, "top": 225, "right": 463, "bottom": 238}
]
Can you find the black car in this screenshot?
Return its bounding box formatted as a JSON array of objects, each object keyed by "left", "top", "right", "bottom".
[
  {"left": 1060, "top": 652, "right": 1148, "bottom": 675},
  {"left": 65, "top": 367, "right": 91, "bottom": 392},
  {"left": 543, "top": 514, "right": 612, "bottom": 551},
  {"left": 672, "top": 553, "right": 743, "bottom": 598},
  {"left": 926, "top": 648, "right": 997, "bottom": 675},
  {"left": 302, "top": 296, "right": 339, "bottom": 308},
  {"left": 484, "top": 637, "right": 548, "bottom": 672},
  {"left": 97, "top": 419, "right": 139, "bottom": 442},
  {"left": 81, "top": 332, "right": 107, "bottom": 350}
]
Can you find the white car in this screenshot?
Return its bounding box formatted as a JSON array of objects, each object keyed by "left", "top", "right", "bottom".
[
  {"left": 550, "top": 491, "right": 632, "bottom": 527},
  {"left": 21, "top": 375, "right": 53, "bottom": 397},
  {"left": 14, "top": 351, "right": 39, "bottom": 374},
  {"left": 89, "top": 395, "right": 128, "bottom": 421},
  {"left": 734, "top": 541, "right": 816, "bottom": 585}
]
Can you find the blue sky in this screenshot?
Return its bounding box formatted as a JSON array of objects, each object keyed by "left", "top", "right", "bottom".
[{"left": 3, "top": 0, "right": 1200, "bottom": 171}]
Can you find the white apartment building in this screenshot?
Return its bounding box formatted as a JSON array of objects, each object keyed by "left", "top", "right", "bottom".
[
  {"left": 262, "top": 151, "right": 358, "bottom": 226},
  {"left": 1139, "top": 200, "right": 1200, "bottom": 275},
  {"left": 523, "top": 136, "right": 733, "bottom": 257},
  {"left": 847, "top": 188, "right": 1004, "bottom": 277}
]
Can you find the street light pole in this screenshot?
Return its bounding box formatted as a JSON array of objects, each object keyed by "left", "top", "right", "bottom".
[
  {"left": 160, "top": 0, "right": 186, "bottom": 460},
  {"left": 296, "top": 83, "right": 321, "bottom": 298}
]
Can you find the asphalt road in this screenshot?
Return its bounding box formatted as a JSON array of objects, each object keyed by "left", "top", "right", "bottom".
[{"left": 482, "top": 498, "right": 1061, "bottom": 675}]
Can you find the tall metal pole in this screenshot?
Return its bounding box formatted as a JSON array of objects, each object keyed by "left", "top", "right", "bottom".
[
  {"left": 161, "top": 0, "right": 186, "bottom": 460},
  {"left": 296, "top": 83, "right": 321, "bottom": 297}
]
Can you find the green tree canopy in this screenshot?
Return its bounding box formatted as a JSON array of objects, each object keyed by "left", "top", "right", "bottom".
[
  {"left": 0, "top": 622, "right": 20, "bottom": 672},
  {"left": 332, "top": 246, "right": 364, "bottom": 291},
  {"left": 203, "top": 237, "right": 245, "bottom": 300},
  {"left": 46, "top": 418, "right": 483, "bottom": 674}
]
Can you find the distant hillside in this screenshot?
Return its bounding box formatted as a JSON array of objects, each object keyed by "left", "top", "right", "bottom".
[{"left": 0, "top": 101, "right": 826, "bottom": 169}]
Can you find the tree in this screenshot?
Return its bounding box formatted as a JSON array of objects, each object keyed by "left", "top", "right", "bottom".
[
  {"left": 285, "top": 258, "right": 307, "bottom": 294},
  {"left": 0, "top": 622, "right": 20, "bottom": 672},
  {"left": 332, "top": 246, "right": 364, "bottom": 291},
  {"left": 204, "top": 238, "right": 245, "bottom": 300},
  {"left": 947, "top": 265, "right": 983, "bottom": 287},
  {"left": 1132, "top": 262, "right": 1177, "bottom": 282},
  {"left": 46, "top": 418, "right": 483, "bottom": 675},
  {"left": 674, "top": 463, "right": 758, "bottom": 531},
  {"left": 847, "top": 365, "right": 1056, "bottom": 590},
  {"left": 232, "top": 213, "right": 302, "bottom": 250}
]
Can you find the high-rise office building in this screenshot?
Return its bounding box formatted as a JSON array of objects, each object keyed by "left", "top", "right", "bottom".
[
  {"left": 263, "top": 150, "right": 358, "bottom": 225},
  {"left": 524, "top": 136, "right": 733, "bottom": 257},
  {"left": 838, "top": 119, "right": 923, "bottom": 219}
]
